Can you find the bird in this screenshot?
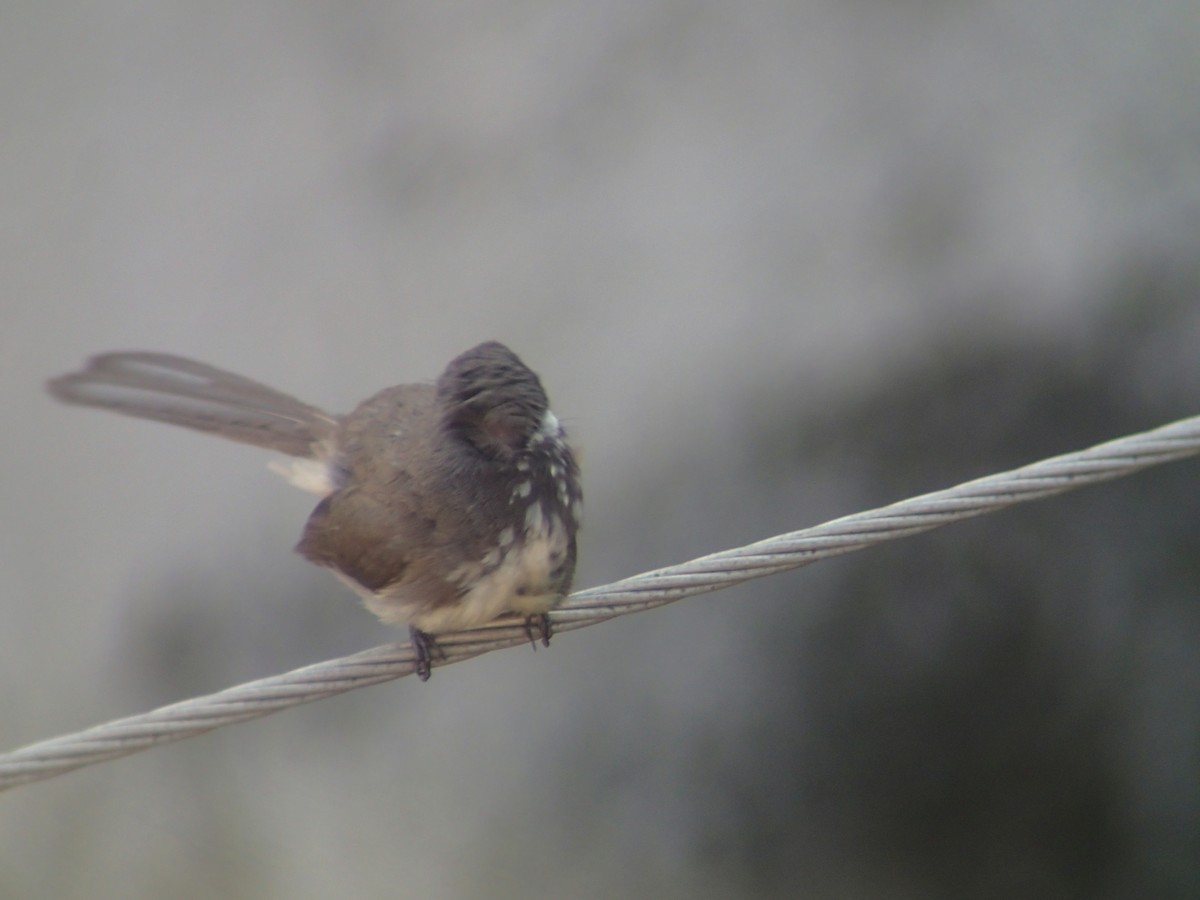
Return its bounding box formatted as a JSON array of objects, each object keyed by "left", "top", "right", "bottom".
[{"left": 48, "top": 341, "right": 582, "bottom": 679}]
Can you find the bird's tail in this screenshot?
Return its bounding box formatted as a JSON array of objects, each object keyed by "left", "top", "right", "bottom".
[{"left": 48, "top": 352, "right": 339, "bottom": 458}]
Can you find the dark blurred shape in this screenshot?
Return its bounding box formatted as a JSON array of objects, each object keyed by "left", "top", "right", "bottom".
[{"left": 555, "top": 257, "right": 1200, "bottom": 899}]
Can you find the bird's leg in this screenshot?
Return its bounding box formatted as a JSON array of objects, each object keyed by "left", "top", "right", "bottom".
[
  {"left": 523, "top": 612, "right": 553, "bottom": 650},
  {"left": 409, "top": 627, "right": 445, "bottom": 681}
]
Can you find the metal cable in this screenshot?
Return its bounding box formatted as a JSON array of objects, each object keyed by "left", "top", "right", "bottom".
[{"left": 2, "top": 412, "right": 1198, "bottom": 792}]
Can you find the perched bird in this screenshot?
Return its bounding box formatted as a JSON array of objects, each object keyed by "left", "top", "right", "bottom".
[{"left": 48, "top": 342, "right": 582, "bottom": 679}]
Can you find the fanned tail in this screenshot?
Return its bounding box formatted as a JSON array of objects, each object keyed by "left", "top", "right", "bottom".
[{"left": 48, "top": 352, "right": 338, "bottom": 458}]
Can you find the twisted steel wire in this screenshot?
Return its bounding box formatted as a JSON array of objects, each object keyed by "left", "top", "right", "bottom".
[{"left": 2, "top": 412, "right": 1198, "bottom": 792}]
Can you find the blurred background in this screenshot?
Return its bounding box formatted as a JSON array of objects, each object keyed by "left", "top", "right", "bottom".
[{"left": 3, "top": 2, "right": 1199, "bottom": 897}]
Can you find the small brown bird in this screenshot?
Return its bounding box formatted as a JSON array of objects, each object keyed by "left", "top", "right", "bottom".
[{"left": 48, "top": 342, "right": 582, "bottom": 679}]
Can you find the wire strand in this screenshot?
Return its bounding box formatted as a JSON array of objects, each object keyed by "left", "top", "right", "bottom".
[{"left": 2, "top": 413, "right": 1198, "bottom": 792}]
